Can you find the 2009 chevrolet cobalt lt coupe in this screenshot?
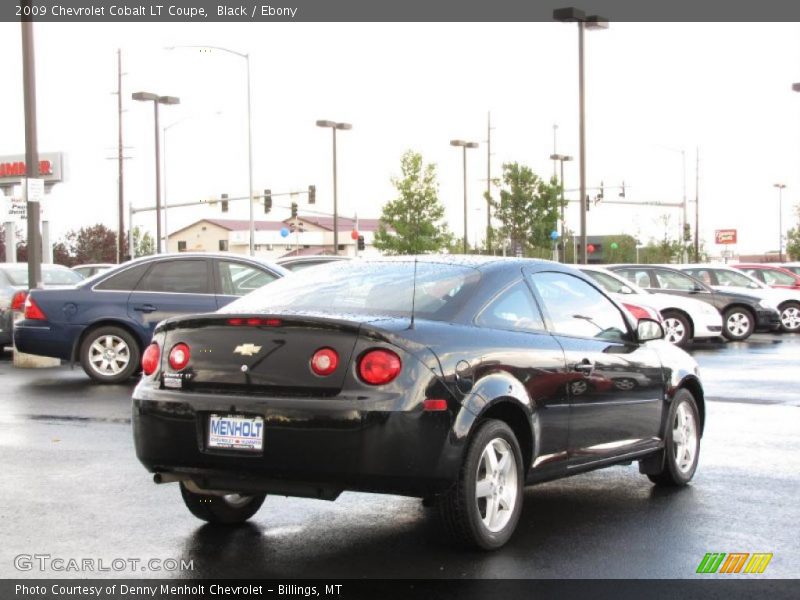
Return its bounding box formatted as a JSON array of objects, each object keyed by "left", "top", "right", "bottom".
[{"left": 133, "top": 257, "right": 704, "bottom": 550}]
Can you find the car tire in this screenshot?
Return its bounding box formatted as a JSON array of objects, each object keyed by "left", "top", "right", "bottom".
[
  {"left": 778, "top": 301, "right": 800, "bottom": 333},
  {"left": 661, "top": 311, "right": 692, "bottom": 347},
  {"left": 647, "top": 388, "right": 701, "bottom": 487},
  {"left": 79, "top": 325, "right": 141, "bottom": 384},
  {"left": 437, "top": 419, "right": 524, "bottom": 550},
  {"left": 722, "top": 307, "right": 754, "bottom": 341},
  {"left": 180, "top": 482, "right": 266, "bottom": 525},
  {"left": 613, "top": 377, "right": 638, "bottom": 391}
]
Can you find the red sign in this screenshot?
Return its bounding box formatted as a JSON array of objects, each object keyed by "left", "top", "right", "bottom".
[
  {"left": 715, "top": 229, "right": 738, "bottom": 245},
  {"left": 0, "top": 160, "right": 52, "bottom": 178}
]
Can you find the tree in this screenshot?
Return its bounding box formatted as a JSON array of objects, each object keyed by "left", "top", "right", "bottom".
[
  {"left": 131, "top": 226, "right": 155, "bottom": 258},
  {"left": 66, "top": 224, "right": 118, "bottom": 264},
  {"left": 373, "top": 151, "right": 453, "bottom": 255},
  {"left": 492, "top": 163, "right": 560, "bottom": 257},
  {"left": 787, "top": 206, "right": 800, "bottom": 260}
]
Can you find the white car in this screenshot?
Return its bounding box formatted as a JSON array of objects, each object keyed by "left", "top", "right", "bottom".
[
  {"left": 580, "top": 266, "right": 723, "bottom": 347},
  {"left": 676, "top": 264, "right": 800, "bottom": 333}
]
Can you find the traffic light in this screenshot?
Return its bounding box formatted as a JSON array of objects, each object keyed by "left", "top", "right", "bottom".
[
  {"left": 598, "top": 181, "right": 604, "bottom": 200},
  {"left": 291, "top": 202, "right": 298, "bottom": 219},
  {"left": 308, "top": 185, "right": 316, "bottom": 204},
  {"left": 357, "top": 235, "right": 365, "bottom": 251},
  {"left": 619, "top": 181, "right": 626, "bottom": 198},
  {"left": 264, "top": 189, "right": 272, "bottom": 213},
  {"left": 221, "top": 193, "right": 229, "bottom": 213}
]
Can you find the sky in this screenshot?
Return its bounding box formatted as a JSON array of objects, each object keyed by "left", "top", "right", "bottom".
[{"left": 1, "top": 21, "right": 800, "bottom": 255}]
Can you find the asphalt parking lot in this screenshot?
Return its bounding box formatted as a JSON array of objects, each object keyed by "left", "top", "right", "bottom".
[{"left": 1, "top": 334, "right": 798, "bottom": 579}]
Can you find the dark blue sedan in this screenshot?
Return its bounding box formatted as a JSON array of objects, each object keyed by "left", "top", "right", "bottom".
[{"left": 14, "top": 253, "right": 288, "bottom": 383}]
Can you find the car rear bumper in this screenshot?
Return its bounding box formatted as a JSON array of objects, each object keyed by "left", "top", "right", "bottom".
[
  {"left": 13, "top": 321, "right": 75, "bottom": 360},
  {"left": 132, "top": 386, "right": 463, "bottom": 499}
]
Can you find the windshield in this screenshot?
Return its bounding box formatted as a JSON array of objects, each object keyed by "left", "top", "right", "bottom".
[
  {"left": 4, "top": 265, "right": 84, "bottom": 286},
  {"left": 222, "top": 260, "right": 481, "bottom": 321},
  {"left": 716, "top": 269, "right": 764, "bottom": 288}
]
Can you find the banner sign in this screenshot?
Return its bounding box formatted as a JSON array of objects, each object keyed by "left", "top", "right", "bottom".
[{"left": 715, "top": 229, "right": 737, "bottom": 245}]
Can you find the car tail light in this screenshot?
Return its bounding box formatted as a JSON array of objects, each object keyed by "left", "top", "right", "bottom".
[
  {"left": 622, "top": 302, "right": 661, "bottom": 323},
  {"left": 168, "top": 343, "right": 191, "bottom": 371},
  {"left": 310, "top": 347, "right": 339, "bottom": 376},
  {"left": 142, "top": 343, "right": 160, "bottom": 376},
  {"left": 23, "top": 296, "right": 46, "bottom": 321},
  {"left": 358, "top": 349, "right": 402, "bottom": 385},
  {"left": 11, "top": 291, "right": 27, "bottom": 311}
]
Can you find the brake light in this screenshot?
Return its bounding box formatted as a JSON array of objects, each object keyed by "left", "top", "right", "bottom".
[
  {"left": 227, "top": 317, "right": 282, "bottom": 327},
  {"left": 168, "top": 343, "right": 191, "bottom": 371},
  {"left": 358, "top": 349, "right": 402, "bottom": 385},
  {"left": 622, "top": 302, "right": 661, "bottom": 323},
  {"left": 141, "top": 343, "right": 160, "bottom": 376},
  {"left": 11, "top": 291, "right": 27, "bottom": 311},
  {"left": 310, "top": 347, "right": 339, "bottom": 376},
  {"left": 23, "top": 296, "right": 46, "bottom": 321}
]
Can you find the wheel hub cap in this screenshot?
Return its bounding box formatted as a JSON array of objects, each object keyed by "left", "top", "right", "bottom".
[
  {"left": 475, "top": 437, "right": 518, "bottom": 533},
  {"left": 672, "top": 402, "right": 698, "bottom": 474}
]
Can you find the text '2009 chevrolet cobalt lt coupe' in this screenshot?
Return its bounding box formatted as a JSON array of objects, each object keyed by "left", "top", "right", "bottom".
[{"left": 133, "top": 257, "right": 704, "bottom": 550}]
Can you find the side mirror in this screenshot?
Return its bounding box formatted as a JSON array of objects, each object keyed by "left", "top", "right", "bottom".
[{"left": 637, "top": 318, "right": 664, "bottom": 342}]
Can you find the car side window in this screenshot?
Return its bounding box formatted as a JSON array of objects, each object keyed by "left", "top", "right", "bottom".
[
  {"left": 94, "top": 263, "right": 151, "bottom": 291},
  {"left": 530, "top": 272, "right": 628, "bottom": 341},
  {"left": 761, "top": 269, "right": 796, "bottom": 286},
  {"left": 476, "top": 281, "right": 545, "bottom": 332},
  {"left": 135, "top": 260, "right": 210, "bottom": 294},
  {"left": 218, "top": 261, "right": 278, "bottom": 296},
  {"left": 740, "top": 268, "right": 765, "bottom": 283},
  {"left": 616, "top": 268, "right": 652, "bottom": 289},
  {"left": 654, "top": 270, "right": 701, "bottom": 291},
  {"left": 685, "top": 269, "right": 714, "bottom": 286}
]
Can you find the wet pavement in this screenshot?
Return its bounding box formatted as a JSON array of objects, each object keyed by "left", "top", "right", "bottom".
[{"left": 1, "top": 333, "right": 798, "bottom": 579}]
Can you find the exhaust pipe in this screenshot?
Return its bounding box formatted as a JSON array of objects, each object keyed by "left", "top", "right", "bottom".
[{"left": 153, "top": 472, "right": 187, "bottom": 485}]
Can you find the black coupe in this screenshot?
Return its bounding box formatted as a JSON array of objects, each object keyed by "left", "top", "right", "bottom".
[{"left": 133, "top": 257, "right": 704, "bottom": 550}]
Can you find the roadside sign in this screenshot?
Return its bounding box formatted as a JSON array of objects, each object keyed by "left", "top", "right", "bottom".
[
  {"left": 715, "top": 229, "right": 737, "bottom": 244},
  {"left": 26, "top": 178, "right": 44, "bottom": 202}
]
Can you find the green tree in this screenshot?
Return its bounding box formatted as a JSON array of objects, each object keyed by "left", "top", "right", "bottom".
[
  {"left": 787, "top": 206, "right": 800, "bottom": 260},
  {"left": 373, "top": 151, "right": 453, "bottom": 254},
  {"left": 131, "top": 226, "right": 155, "bottom": 258},
  {"left": 493, "top": 163, "right": 559, "bottom": 256}
]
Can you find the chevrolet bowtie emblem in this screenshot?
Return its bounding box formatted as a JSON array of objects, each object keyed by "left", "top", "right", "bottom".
[{"left": 234, "top": 344, "right": 262, "bottom": 357}]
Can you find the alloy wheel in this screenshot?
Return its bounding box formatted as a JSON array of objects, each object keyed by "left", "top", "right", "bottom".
[
  {"left": 672, "top": 401, "right": 698, "bottom": 474},
  {"left": 780, "top": 306, "right": 800, "bottom": 331},
  {"left": 726, "top": 312, "right": 750, "bottom": 338},
  {"left": 88, "top": 335, "right": 130, "bottom": 376},
  {"left": 663, "top": 317, "right": 686, "bottom": 344},
  {"left": 475, "top": 438, "right": 518, "bottom": 533}
]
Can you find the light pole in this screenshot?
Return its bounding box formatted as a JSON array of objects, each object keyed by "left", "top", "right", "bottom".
[
  {"left": 166, "top": 45, "right": 254, "bottom": 255},
  {"left": 554, "top": 7, "right": 608, "bottom": 264},
  {"left": 131, "top": 91, "right": 180, "bottom": 254},
  {"left": 550, "top": 153, "right": 573, "bottom": 262},
  {"left": 774, "top": 183, "right": 786, "bottom": 261},
  {"left": 316, "top": 120, "right": 352, "bottom": 255},
  {"left": 451, "top": 140, "right": 479, "bottom": 254}
]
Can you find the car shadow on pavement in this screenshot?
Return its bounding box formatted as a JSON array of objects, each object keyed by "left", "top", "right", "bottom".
[{"left": 176, "top": 470, "right": 702, "bottom": 579}]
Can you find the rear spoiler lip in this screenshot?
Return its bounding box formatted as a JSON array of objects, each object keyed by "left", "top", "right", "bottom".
[{"left": 153, "top": 312, "right": 396, "bottom": 336}]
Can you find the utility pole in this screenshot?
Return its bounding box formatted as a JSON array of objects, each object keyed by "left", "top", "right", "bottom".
[
  {"left": 694, "top": 147, "right": 700, "bottom": 262},
  {"left": 116, "top": 49, "right": 125, "bottom": 262},
  {"left": 552, "top": 124, "right": 558, "bottom": 178},
  {"left": 21, "top": 20, "right": 41, "bottom": 289}
]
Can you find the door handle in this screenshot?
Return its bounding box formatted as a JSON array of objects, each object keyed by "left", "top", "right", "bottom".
[
  {"left": 133, "top": 304, "right": 157, "bottom": 313},
  {"left": 571, "top": 359, "right": 594, "bottom": 374}
]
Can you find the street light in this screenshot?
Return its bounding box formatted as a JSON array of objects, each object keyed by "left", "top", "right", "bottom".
[
  {"left": 450, "top": 139, "right": 479, "bottom": 254},
  {"left": 316, "top": 120, "right": 352, "bottom": 255},
  {"left": 554, "top": 7, "right": 608, "bottom": 264},
  {"left": 774, "top": 183, "right": 786, "bottom": 262},
  {"left": 163, "top": 111, "right": 222, "bottom": 251},
  {"left": 550, "top": 153, "right": 573, "bottom": 262},
  {"left": 165, "top": 45, "right": 255, "bottom": 255},
  {"left": 131, "top": 91, "right": 180, "bottom": 254}
]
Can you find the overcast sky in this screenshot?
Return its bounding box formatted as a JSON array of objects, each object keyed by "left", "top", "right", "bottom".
[{"left": 1, "top": 22, "right": 799, "bottom": 254}]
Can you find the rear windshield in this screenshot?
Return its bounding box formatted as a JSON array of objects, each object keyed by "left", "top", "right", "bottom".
[
  {"left": 222, "top": 260, "right": 481, "bottom": 321},
  {"left": 4, "top": 265, "right": 84, "bottom": 286}
]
